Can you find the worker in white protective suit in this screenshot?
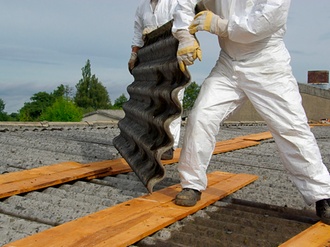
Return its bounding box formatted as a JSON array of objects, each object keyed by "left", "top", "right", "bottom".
[
  {"left": 129, "top": 0, "right": 184, "bottom": 160},
  {"left": 171, "top": 0, "right": 330, "bottom": 224}
]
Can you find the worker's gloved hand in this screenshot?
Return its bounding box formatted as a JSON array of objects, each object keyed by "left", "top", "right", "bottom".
[
  {"left": 128, "top": 52, "right": 138, "bottom": 74},
  {"left": 189, "top": 10, "right": 228, "bottom": 38},
  {"left": 173, "top": 30, "right": 202, "bottom": 72},
  {"left": 142, "top": 27, "right": 157, "bottom": 41},
  {"left": 143, "top": 27, "right": 156, "bottom": 35}
]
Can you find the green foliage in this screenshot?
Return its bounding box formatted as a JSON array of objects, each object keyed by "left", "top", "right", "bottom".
[
  {"left": 53, "top": 84, "right": 66, "bottom": 98},
  {"left": 74, "top": 59, "right": 112, "bottom": 110},
  {"left": 113, "top": 94, "right": 128, "bottom": 109},
  {"left": 0, "top": 98, "right": 5, "bottom": 112},
  {"left": 0, "top": 99, "right": 19, "bottom": 121},
  {"left": 53, "top": 84, "right": 74, "bottom": 99},
  {"left": 40, "top": 97, "right": 82, "bottom": 122},
  {"left": 8, "top": 113, "right": 19, "bottom": 121},
  {"left": 183, "top": 81, "right": 201, "bottom": 110},
  {"left": 18, "top": 84, "right": 71, "bottom": 121},
  {"left": 0, "top": 98, "right": 9, "bottom": 121},
  {"left": 19, "top": 91, "right": 53, "bottom": 121},
  {"left": 0, "top": 113, "right": 9, "bottom": 121}
]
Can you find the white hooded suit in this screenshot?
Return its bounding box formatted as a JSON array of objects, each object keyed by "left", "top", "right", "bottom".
[{"left": 173, "top": 0, "right": 330, "bottom": 205}]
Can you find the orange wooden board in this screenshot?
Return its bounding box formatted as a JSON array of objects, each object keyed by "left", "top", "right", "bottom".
[
  {"left": 214, "top": 139, "right": 260, "bottom": 153},
  {"left": 0, "top": 159, "right": 131, "bottom": 199},
  {"left": 4, "top": 171, "right": 258, "bottom": 247},
  {"left": 237, "top": 131, "right": 273, "bottom": 141},
  {"left": 0, "top": 161, "right": 82, "bottom": 183},
  {"left": 162, "top": 137, "right": 263, "bottom": 165},
  {"left": 0, "top": 132, "right": 270, "bottom": 199},
  {"left": 279, "top": 221, "right": 330, "bottom": 247}
]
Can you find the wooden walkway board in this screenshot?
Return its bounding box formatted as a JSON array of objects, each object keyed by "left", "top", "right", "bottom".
[
  {"left": 0, "top": 133, "right": 271, "bottom": 199},
  {"left": 0, "top": 159, "right": 131, "bottom": 199},
  {"left": 279, "top": 221, "right": 330, "bottom": 247},
  {"left": 162, "top": 137, "right": 263, "bottom": 165},
  {"left": 214, "top": 139, "right": 260, "bottom": 154},
  {"left": 237, "top": 131, "right": 273, "bottom": 141},
  {"left": 0, "top": 161, "right": 83, "bottom": 183},
  {"left": 4, "top": 171, "right": 258, "bottom": 247}
]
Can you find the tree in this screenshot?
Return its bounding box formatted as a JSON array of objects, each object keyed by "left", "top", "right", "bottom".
[
  {"left": 19, "top": 91, "right": 54, "bottom": 121},
  {"left": 53, "top": 84, "right": 74, "bottom": 100},
  {"left": 113, "top": 94, "right": 128, "bottom": 109},
  {"left": 18, "top": 84, "right": 71, "bottom": 121},
  {"left": 8, "top": 113, "right": 19, "bottom": 121},
  {"left": 183, "top": 81, "right": 201, "bottom": 110},
  {"left": 40, "top": 97, "right": 82, "bottom": 122},
  {"left": 0, "top": 98, "right": 5, "bottom": 112},
  {"left": 74, "top": 59, "right": 111, "bottom": 110},
  {"left": 52, "top": 84, "right": 66, "bottom": 98},
  {"left": 0, "top": 98, "right": 9, "bottom": 121}
]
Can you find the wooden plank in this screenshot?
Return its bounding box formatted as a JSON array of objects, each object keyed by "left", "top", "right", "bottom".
[
  {"left": 0, "top": 161, "right": 82, "bottom": 183},
  {"left": 214, "top": 139, "right": 260, "bottom": 154},
  {"left": 237, "top": 131, "right": 273, "bottom": 141},
  {"left": 279, "top": 221, "right": 330, "bottom": 247},
  {"left": 310, "top": 123, "right": 330, "bottom": 127},
  {"left": 84, "top": 159, "right": 131, "bottom": 179},
  {"left": 162, "top": 139, "right": 260, "bottom": 165},
  {"left": 0, "top": 160, "right": 131, "bottom": 199},
  {"left": 4, "top": 171, "right": 258, "bottom": 247},
  {"left": 0, "top": 132, "right": 266, "bottom": 199}
]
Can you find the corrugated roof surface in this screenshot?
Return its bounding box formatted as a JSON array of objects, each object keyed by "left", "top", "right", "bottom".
[{"left": 1, "top": 123, "right": 328, "bottom": 246}]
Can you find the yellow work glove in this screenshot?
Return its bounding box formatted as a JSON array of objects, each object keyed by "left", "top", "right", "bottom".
[
  {"left": 173, "top": 30, "right": 202, "bottom": 72},
  {"left": 189, "top": 10, "right": 228, "bottom": 38}
]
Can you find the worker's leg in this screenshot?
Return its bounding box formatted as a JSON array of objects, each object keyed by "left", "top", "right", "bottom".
[{"left": 243, "top": 70, "right": 330, "bottom": 205}]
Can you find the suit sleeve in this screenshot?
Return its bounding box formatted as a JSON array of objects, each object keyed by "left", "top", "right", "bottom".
[
  {"left": 172, "top": 0, "right": 199, "bottom": 32},
  {"left": 228, "top": 0, "right": 291, "bottom": 43}
]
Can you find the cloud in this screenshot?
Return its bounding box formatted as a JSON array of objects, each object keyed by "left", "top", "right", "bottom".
[
  {"left": 1, "top": 81, "right": 56, "bottom": 113},
  {"left": 1, "top": 0, "right": 330, "bottom": 113},
  {"left": 319, "top": 32, "right": 330, "bottom": 42},
  {"left": 0, "top": 44, "right": 63, "bottom": 66}
]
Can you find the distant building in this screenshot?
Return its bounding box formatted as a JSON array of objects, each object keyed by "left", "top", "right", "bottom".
[
  {"left": 83, "top": 83, "right": 330, "bottom": 124},
  {"left": 307, "top": 70, "right": 329, "bottom": 90},
  {"left": 226, "top": 83, "right": 330, "bottom": 123},
  {"left": 82, "top": 110, "right": 125, "bottom": 122}
]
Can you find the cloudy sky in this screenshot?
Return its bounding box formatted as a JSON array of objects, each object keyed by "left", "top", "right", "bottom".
[{"left": 1, "top": 0, "right": 330, "bottom": 114}]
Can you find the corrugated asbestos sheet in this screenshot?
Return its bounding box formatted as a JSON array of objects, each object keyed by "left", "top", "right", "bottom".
[{"left": 113, "top": 21, "right": 190, "bottom": 193}]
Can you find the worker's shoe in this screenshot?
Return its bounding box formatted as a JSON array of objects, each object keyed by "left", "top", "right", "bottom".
[
  {"left": 316, "top": 198, "right": 330, "bottom": 224},
  {"left": 175, "top": 188, "right": 201, "bottom": 207},
  {"left": 161, "top": 148, "right": 174, "bottom": 160}
]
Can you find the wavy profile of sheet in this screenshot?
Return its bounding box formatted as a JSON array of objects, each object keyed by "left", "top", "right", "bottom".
[{"left": 113, "top": 21, "right": 191, "bottom": 193}]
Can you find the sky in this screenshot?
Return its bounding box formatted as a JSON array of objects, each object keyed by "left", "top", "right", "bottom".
[{"left": 1, "top": 0, "right": 330, "bottom": 114}]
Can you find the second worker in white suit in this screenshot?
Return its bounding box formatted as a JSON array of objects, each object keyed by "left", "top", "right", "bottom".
[{"left": 171, "top": 0, "right": 330, "bottom": 224}]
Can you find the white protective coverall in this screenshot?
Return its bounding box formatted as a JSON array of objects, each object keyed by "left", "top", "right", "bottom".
[
  {"left": 132, "top": 0, "right": 183, "bottom": 149},
  {"left": 173, "top": 0, "right": 330, "bottom": 205},
  {"left": 132, "top": 0, "right": 178, "bottom": 47}
]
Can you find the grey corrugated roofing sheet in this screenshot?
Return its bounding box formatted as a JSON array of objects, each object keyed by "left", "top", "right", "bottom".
[
  {"left": 114, "top": 21, "right": 190, "bottom": 193},
  {"left": 0, "top": 122, "right": 328, "bottom": 246}
]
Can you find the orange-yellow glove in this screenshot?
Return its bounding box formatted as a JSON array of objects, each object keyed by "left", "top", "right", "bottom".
[
  {"left": 189, "top": 10, "right": 228, "bottom": 38},
  {"left": 173, "top": 30, "right": 202, "bottom": 72}
]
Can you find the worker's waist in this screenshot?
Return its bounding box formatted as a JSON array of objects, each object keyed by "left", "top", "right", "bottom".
[{"left": 219, "top": 37, "right": 285, "bottom": 62}]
